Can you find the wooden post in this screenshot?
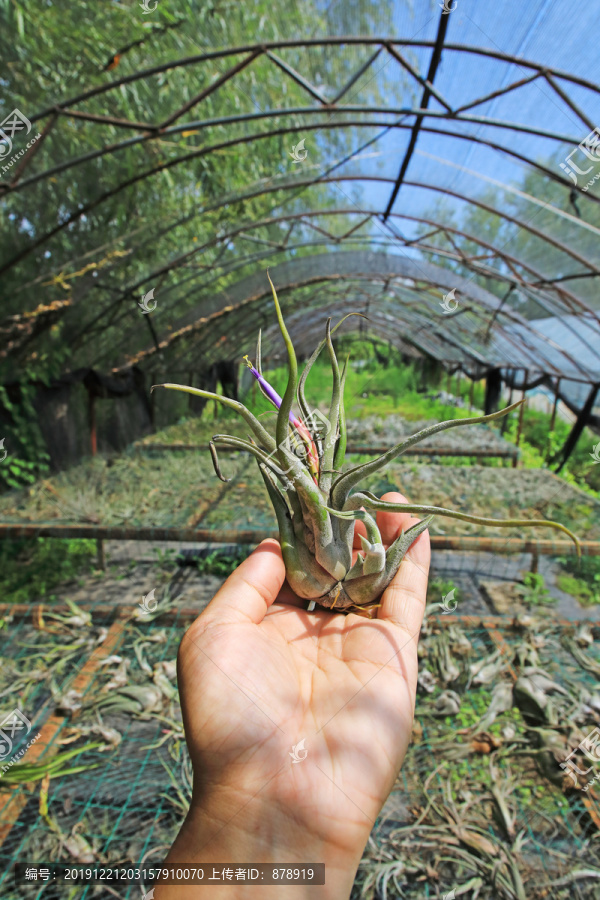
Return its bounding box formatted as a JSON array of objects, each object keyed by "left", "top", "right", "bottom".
[
  {"left": 446, "top": 368, "right": 451, "bottom": 394},
  {"left": 455, "top": 368, "right": 462, "bottom": 402},
  {"left": 468, "top": 376, "right": 475, "bottom": 412},
  {"left": 547, "top": 377, "right": 561, "bottom": 462},
  {"left": 96, "top": 538, "right": 105, "bottom": 570},
  {"left": 513, "top": 369, "right": 527, "bottom": 468},
  {"left": 530, "top": 546, "right": 539, "bottom": 574}
]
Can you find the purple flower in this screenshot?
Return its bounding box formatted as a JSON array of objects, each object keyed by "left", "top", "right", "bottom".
[
  {"left": 244, "top": 356, "right": 319, "bottom": 480},
  {"left": 244, "top": 356, "right": 298, "bottom": 427}
]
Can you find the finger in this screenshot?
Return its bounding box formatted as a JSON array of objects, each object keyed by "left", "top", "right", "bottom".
[
  {"left": 377, "top": 518, "right": 431, "bottom": 636},
  {"left": 375, "top": 491, "right": 422, "bottom": 545},
  {"left": 375, "top": 490, "right": 431, "bottom": 587},
  {"left": 199, "top": 539, "right": 286, "bottom": 626},
  {"left": 352, "top": 490, "right": 422, "bottom": 549},
  {"left": 353, "top": 509, "right": 367, "bottom": 548}
]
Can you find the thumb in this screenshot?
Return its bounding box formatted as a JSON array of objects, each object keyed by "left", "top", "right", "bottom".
[{"left": 199, "top": 539, "right": 286, "bottom": 626}]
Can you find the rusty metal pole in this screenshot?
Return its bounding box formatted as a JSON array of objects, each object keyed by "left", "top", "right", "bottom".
[
  {"left": 501, "top": 370, "right": 514, "bottom": 436},
  {"left": 547, "top": 377, "right": 561, "bottom": 463},
  {"left": 513, "top": 369, "right": 527, "bottom": 468}
]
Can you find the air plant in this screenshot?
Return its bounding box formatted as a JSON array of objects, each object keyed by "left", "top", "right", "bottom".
[{"left": 152, "top": 273, "right": 580, "bottom": 614}]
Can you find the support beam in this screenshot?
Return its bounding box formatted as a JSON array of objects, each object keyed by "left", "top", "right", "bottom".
[
  {"left": 513, "top": 369, "right": 528, "bottom": 468},
  {"left": 484, "top": 367, "right": 503, "bottom": 415},
  {"left": 0, "top": 523, "right": 593, "bottom": 557},
  {"left": 382, "top": 12, "right": 450, "bottom": 220},
  {"left": 547, "top": 376, "right": 561, "bottom": 462},
  {"left": 554, "top": 381, "right": 599, "bottom": 473}
]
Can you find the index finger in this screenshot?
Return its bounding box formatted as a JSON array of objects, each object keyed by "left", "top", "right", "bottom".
[
  {"left": 375, "top": 492, "right": 431, "bottom": 634},
  {"left": 353, "top": 489, "right": 424, "bottom": 547}
]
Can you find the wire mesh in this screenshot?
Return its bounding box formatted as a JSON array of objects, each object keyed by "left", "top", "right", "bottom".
[{"left": 1, "top": 602, "right": 599, "bottom": 900}]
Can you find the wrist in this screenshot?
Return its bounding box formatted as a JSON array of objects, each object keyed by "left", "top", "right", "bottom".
[{"left": 157, "top": 785, "right": 365, "bottom": 899}]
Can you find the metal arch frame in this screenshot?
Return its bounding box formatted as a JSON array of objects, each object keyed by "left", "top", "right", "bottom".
[
  {"left": 2, "top": 34, "right": 599, "bottom": 267},
  {"left": 2, "top": 34, "right": 600, "bottom": 399},
  {"left": 174, "top": 271, "right": 599, "bottom": 383},
  {"left": 19, "top": 37, "right": 600, "bottom": 131},
  {"left": 21, "top": 192, "right": 597, "bottom": 394},
  {"left": 63, "top": 183, "right": 600, "bottom": 362},
  {"left": 109, "top": 251, "right": 600, "bottom": 383},
  {"left": 32, "top": 151, "right": 600, "bottom": 343},
  {"left": 185, "top": 284, "right": 592, "bottom": 382},
  {"left": 3, "top": 114, "right": 599, "bottom": 276}
]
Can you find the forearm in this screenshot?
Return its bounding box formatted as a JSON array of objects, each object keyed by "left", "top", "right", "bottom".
[{"left": 156, "top": 787, "right": 366, "bottom": 899}]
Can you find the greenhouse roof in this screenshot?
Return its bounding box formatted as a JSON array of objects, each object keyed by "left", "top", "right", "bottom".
[{"left": 2, "top": 0, "right": 600, "bottom": 409}]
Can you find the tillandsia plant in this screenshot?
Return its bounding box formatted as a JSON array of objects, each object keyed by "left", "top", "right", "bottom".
[{"left": 153, "top": 273, "right": 581, "bottom": 614}]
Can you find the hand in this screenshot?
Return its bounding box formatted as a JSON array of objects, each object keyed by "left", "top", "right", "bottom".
[{"left": 160, "top": 492, "right": 430, "bottom": 899}]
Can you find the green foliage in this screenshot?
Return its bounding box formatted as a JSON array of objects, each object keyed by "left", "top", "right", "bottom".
[
  {"left": 194, "top": 546, "right": 250, "bottom": 576},
  {"left": 555, "top": 553, "right": 600, "bottom": 606},
  {"left": 518, "top": 572, "right": 555, "bottom": 606},
  {"left": 0, "top": 0, "right": 399, "bottom": 384},
  {"left": 556, "top": 552, "right": 600, "bottom": 580},
  {"left": 151, "top": 543, "right": 251, "bottom": 576},
  {"left": 556, "top": 573, "right": 600, "bottom": 606},
  {"left": 0, "top": 537, "right": 97, "bottom": 604},
  {"left": 427, "top": 577, "right": 461, "bottom": 606},
  {"left": 152, "top": 546, "right": 180, "bottom": 569},
  {"left": 0, "top": 382, "right": 51, "bottom": 490}
]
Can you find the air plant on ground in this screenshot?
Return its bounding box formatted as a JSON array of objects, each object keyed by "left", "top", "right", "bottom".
[{"left": 152, "top": 273, "right": 580, "bottom": 614}]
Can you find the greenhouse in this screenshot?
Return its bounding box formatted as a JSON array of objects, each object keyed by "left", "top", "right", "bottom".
[{"left": 1, "top": 1, "right": 599, "bottom": 897}]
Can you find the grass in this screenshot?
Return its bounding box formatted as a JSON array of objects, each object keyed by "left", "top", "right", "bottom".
[
  {"left": 205, "top": 344, "right": 600, "bottom": 498},
  {"left": 0, "top": 537, "right": 98, "bottom": 604},
  {"left": 3, "top": 345, "right": 599, "bottom": 607},
  {"left": 555, "top": 553, "right": 600, "bottom": 605},
  {"left": 193, "top": 546, "right": 251, "bottom": 576},
  {"left": 517, "top": 572, "right": 555, "bottom": 606}
]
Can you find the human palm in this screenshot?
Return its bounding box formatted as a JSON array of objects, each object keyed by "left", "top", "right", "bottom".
[{"left": 176, "top": 492, "right": 430, "bottom": 857}]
